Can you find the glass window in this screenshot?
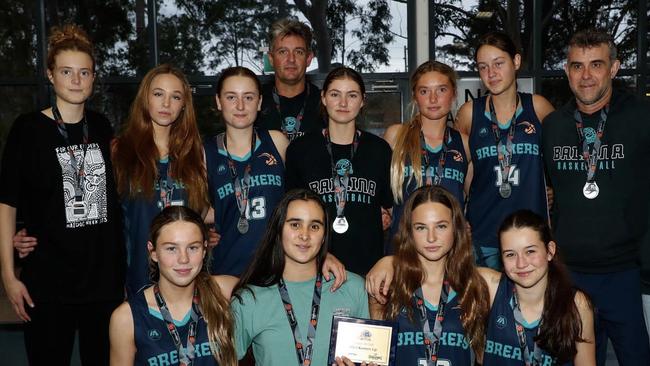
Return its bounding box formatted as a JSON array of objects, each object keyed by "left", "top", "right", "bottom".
[
  {"left": 45, "top": 1, "right": 143, "bottom": 77},
  {"left": 0, "top": 1, "right": 38, "bottom": 77},
  {"left": 542, "top": 1, "right": 638, "bottom": 70}
]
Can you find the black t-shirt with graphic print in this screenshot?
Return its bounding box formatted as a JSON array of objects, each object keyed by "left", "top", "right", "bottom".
[
  {"left": 285, "top": 130, "right": 393, "bottom": 275},
  {"left": 0, "top": 110, "right": 125, "bottom": 304}
]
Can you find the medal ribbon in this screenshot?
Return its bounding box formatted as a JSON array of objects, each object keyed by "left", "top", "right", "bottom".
[
  {"left": 216, "top": 131, "right": 257, "bottom": 227},
  {"left": 52, "top": 105, "right": 89, "bottom": 200},
  {"left": 322, "top": 128, "right": 361, "bottom": 219},
  {"left": 488, "top": 94, "right": 519, "bottom": 189},
  {"left": 574, "top": 106, "right": 608, "bottom": 184},
  {"left": 278, "top": 274, "right": 323, "bottom": 366},
  {"left": 511, "top": 289, "right": 546, "bottom": 366},
  {"left": 273, "top": 83, "right": 310, "bottom": 140},
  {"left": 158, "top": 161, "right": 174, "bottom": 209},
  {"left": 414, "top": 280, "right": 450, "bottom": 365},
  {"left": 419, "top": 125, "right": 450, "bottom": 187},
  {"left": 153, "top": 285, "right": 201, "bottom": 366}
]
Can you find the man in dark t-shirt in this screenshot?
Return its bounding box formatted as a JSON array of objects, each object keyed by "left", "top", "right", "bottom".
[
  {"left": 542, "top": 28, "right": 650, "bottom": 365},
  {"left": 256, "top": 18, "right": 323, "bottom": 141}
]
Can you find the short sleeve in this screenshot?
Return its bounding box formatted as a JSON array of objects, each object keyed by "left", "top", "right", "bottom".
[
  {"left": 231, "top": 291, "right": 255, "bottom": 360},
  {"left": 0, "top": 114, "right": 28, "bottom": 207},
  {"left": 349, "top": 272, "right": 370, "bottom": 318}
]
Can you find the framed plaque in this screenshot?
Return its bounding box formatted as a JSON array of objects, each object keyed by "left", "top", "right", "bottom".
[{"left": 328, "top": 316, "right": 397, "bottom": 365}]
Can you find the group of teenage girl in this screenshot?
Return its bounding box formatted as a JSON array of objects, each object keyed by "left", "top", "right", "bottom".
[{"left": 0, "top": 22, "right": 597, "bottom": 366}]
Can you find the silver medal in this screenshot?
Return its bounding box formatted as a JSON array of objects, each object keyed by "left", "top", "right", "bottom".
[
  {"left": 332, "top": 216, "right": 349, "bottom": 234},
  {"left": 583, "top": 181, "right": 599, "bottom": 199},
  {"left": 237, "top": 217, "right": 249, "bottom": 234},
  {"left": 499, "top": 182, "right": 512, "bottom": 198}
]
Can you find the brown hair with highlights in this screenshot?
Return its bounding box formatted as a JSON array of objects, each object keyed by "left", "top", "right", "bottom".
[{"left": 385, "top": 186, "right": 489, "bottom": 359}]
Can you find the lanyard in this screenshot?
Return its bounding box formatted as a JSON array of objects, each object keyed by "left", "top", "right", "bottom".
[
  {"left": 488, "top": 94, "right": 519, "bottom": 195},
  {"left": 153, "top": 285, "right": 201, "bottom": 366},
  {"left": 273, "top": 83, "right": 310, "bottom": 140},
  {"left": 414, "top": 281, "right": 450, "bottom": 365},
  {"left": 52, "top": 105, "right": 89, "bottom": 199},
  {"left": 278, "top": 274, "right": 323, "bottom": 366},
  {"left": 322, "top": 128, "right": 361, "bottom": 218},
  {"left": 420, "top": 125, "right": 450, "bottom": 187},
  {"left": 574, "top": 107, "right": 608, "bottom": 183},
  {"left": 158, "top": 161, "right": 174, "bottom": 210},
  {"left": 216, "top": 131, "right": 256, "bottom": 233},
  {"left": 511, "top": 289, "right": 546, "bottom": 366}
]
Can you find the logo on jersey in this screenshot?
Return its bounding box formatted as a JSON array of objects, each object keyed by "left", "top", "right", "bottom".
[
  {"left": 148, "top": 329, "right": 161, "bottom": 341},
  {"left": 449, "top": 149, "right": 464, "bottom": 162},
  {"left": 333, "top": 307, "right": 352, "bottom": 317},
  {"left": 583, "top": 127, "right": 597, "bottom": 144},
  {"left": 335, "top": 159, "right": 353, "bottom": 176},
  {"left": 258, "top": 152, "right": 278, "bottom": 166},
  {"left": 479, "top": 127, "right": 489, "bottom": 137},
  {"left": 283, "top": 116, "right": 298, "bottom": 133},
  {"left": 496, "top": 314, "right": 508, "bottom": 329},
  {"left": 217, "top": 164, "right": 227, "bottom": 175},
  {"left": 518, "top": 121, "right": 537, "bottom": 134}
]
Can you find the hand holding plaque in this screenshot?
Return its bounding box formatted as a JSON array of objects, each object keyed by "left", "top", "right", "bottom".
[{"left": 328, "top": 316, "right": 397, "bottom": 366}]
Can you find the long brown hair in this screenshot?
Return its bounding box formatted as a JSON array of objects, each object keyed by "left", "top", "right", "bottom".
[
  {"left": 113, "top": 64, "right": 208, "bottom": 211},
  {"left": 498, "top": 210, "right": 590, "bottom": 363},
  {"left": 390, "top": 61, "right": 457, "bottom": 203},
  {"left": 148, "top": 206, "right": 237, "bottom": 366},
  {"left": 47, "top": 24, "right": 95, "bottom": 72},
  {"left": 384, "top": 186, "right": 489, "bottom": 359}
]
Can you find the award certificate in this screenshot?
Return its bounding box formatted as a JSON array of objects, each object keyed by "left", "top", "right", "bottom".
[{"left": 328, "top": 316, "right": 397, "bottom": 366}]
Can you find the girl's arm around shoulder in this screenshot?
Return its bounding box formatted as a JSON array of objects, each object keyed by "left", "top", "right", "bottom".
[
  {"left": 269, "top": 130, "right": 289, "bottom": 162},
  {"left": 109, "top": 302, "right": 136, "bottom": 366},
  {"left": 477, "top": 267, "right": 501, "bottom": 307},
  {"left": 532, "top": 94, "right": 555, "bottom": 123},
  {"left": 454, "top": 100, "right": 474, "bottom": 135},
  {"left": 573, "top": 290, "right": 596, "bottom": 366},
  {"left": 213, "top": 275, "right": 239, "bottom": 299},
  {"left": 382, "top": 123, "right": 403, "bottom": 150}
]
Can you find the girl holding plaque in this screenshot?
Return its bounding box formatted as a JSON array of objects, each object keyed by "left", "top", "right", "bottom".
[
  {"left": 380, "top": 185, "right": 496, "bottom": 365},
  {"left": 109, "top": 205, "right": 238, "bottom": 366},
  {"left": 383, "top": 60, "right": 471, "bottom": 244},
  {"left": 112, "top": 64, "right": 209, "bottom": 296},
  {"left": 204, "top": 66, "right": 289, "bottom": 276},
  {"left": 231, "top": 189, "right": 372, "bottom": 366},
  {"left": 455, "top": 31, "right": 554, "bottom": 269},
  {"left": 285, "top": 67, "right": 393, "bottom": 276},
  {"left": 483, "top": 210, "right": 595, "bottom": 365}
]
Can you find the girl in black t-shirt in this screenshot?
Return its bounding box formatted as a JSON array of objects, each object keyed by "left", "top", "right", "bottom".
[
  {"left": 0, "top": 24, "right": 124, "bottom": 364},
  {"left": 285, "top": 67, "right": 393, "bottom": 276}
]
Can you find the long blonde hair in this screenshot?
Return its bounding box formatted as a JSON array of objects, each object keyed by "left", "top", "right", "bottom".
[
  {"left": 390, "top": 61, "right": 457, "bottom": 203},
  {"left": 149, "top": 206, "right": 237, "bottom": 366}
]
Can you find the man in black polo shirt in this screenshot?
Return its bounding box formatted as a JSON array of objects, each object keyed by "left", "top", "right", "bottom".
[
  {"left": 542, "top": 28, "right": 650, "bottom": 365},
  {"left": 256, "top": 18, "right": 323, "bottom": 141}
]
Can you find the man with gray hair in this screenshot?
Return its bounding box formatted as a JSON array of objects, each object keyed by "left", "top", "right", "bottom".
[
  {"left": 256, "top": 18, "right": 323, "bottom": 141},
  {"left": 542, "top": 28, "right": 650, "bottom": 365}
]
